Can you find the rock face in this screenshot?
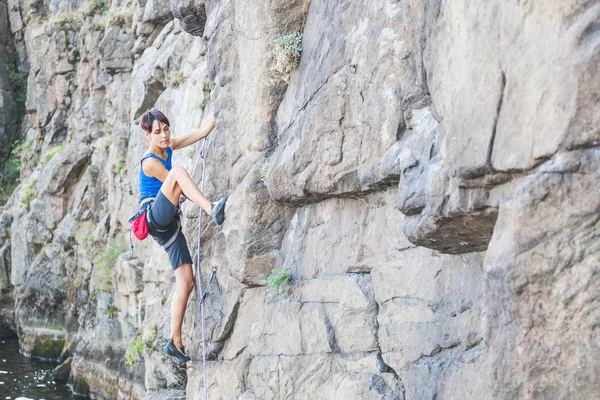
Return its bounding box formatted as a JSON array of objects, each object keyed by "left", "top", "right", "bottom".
[
  {"left": 0, "top": 0, "right": 598, "bottom": 399},
  {"left": 170, "top": 0, "right": 205, "bottom": 36},
  {"left": 0, "top": 0, "right": 23, "bottom": 167}
]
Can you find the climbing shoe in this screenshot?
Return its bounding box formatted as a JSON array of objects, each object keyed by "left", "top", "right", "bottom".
[
  {"left": 164, "top": 339, "right": 191, "bottom": 363},
  {"left": 210, "top": 196, "right": 228, "bottom": 225}
]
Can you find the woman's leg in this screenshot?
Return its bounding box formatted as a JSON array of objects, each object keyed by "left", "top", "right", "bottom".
[
  {"left": 171, "top": 263, "right": 194, "bottom": 348},
  {"left": 161, "top": 165, "right": 213, "bottom": 215}
]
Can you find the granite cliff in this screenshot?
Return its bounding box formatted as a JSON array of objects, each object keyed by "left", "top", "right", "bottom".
[{"left": 0, "top": 0, "right": 598, "bottom": 399}]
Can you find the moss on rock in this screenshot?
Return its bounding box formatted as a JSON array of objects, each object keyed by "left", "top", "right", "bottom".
[
  {"left": 70, "top": 375, "right": 91, "bottom": 396},
  {"left": 31, "top": 337, "right": 66, "bottom": 361}
]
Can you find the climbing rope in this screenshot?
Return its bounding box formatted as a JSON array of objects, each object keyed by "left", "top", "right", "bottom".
[
  {"left": 191, "top": 137, "right": 210, "bottom": 400},
  {"left": 176, "top": 121, "right": 220, "bottom": 400}
]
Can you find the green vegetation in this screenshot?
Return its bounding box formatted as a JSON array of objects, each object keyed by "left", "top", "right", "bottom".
[
  {"left": 0, "top": 54, "right": 27, "bottom": 208},
  {"left": 31, "top": 338, "right": 65, "bottom": 360},
  {"left": 9, "top": 71, "right": 27, "bottom": 105},
  {"left": 103, "top": 135, "right": 113, "bottom": 151},
  {"left": 142, "top": 324, "right": 159, "bottom": 350},
  {"left": 267, "top": 268, "right": 291, "bottom": 295},
  {"left": 0, "top": 177, "right": 18, "bottom": 206},
  {"left": 71, "top": 274, "right": 84, "bottom": 290},
  {"left": 41, "top": 145, "right": 66, "bottom": 166},
  {"left": 12, "top": 138, "right": 36, "bottom": 170},
  {"left": 125, "top": 337, "right": 145, "bottom": 367},
  {"left": 0, "top": 150, "right": 21, "bottom": 206},
  {"left": 114, "top": 158, "right": 126, "bottom": 174},
  {"left": 48, "top": 321, "right": 65, "bottom": 330},
  {"left": 82, "top": 234, "right": 95, "bottom": 243},
  {"left": 101, "top": 123, "right": 113, "bottom": 135},
  {"left": 79, "top": 222, "right": 98, "bottom": 245},
  {"left": 50, "top": 13, "right": 78, "bottom": 26},
  {"left": 9, "top": 72, "right": 25, "bottom": 91},
  {"left": 106, "top": 304, "right": 119, "bottom": 318},
  {"left": 22, "top": 178, "right": 38, "bottom": 211},
  {"left": 198, "top": 78, "right": 212, "bottom": 110},
  {"left": 260, "top": 162, "right": 268, "bottom": 183},
  {"left": 272, "top": 33, "right": 303, "bottom": 74},
  {"left": 168, "top": 71, "right": 185, "bottom": 87},
  {"left": 105, "top": 9, "right": 133, "bottom": 27},
  {"left": 91, "top": 0, "right": 109, "bottom": 13},
  {"left": 70, "top": 376, "right": 90, "bottom": 396},
  {"left": 0, "top": 138, "right": 38, "bottom": 209},
  {"left": 156, "top": 379, "right": 168, "bottom": 389},
  {"left": 24, "top": 7, "right": 48, "bottom": 24},
  {"left": 95, "top": 234, "right": 126, "bottom": 291}
]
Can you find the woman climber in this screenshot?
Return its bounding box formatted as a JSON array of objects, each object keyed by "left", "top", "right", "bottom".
[{"left": 137, "top": 109, "right": 227, "bottom": 363}]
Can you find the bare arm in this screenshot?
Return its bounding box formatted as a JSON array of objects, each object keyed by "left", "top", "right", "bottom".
[
  {"left": 169, "top": 114, "right": 215, "bottom": 150},
  {"left": 142, "top": 158, "right": 169, "bottom": 182}
]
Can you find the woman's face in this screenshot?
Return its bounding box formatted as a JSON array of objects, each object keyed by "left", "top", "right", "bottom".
[{"left": 146, "top": 120, "right": 170, "bottom": 148}]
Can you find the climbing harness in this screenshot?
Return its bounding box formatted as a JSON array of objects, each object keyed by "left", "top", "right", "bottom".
[{"left": 128, "top": 195, "right": 182, "bottom": 255}]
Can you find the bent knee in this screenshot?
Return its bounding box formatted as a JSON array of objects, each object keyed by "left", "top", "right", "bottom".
[{"left": 169, "top": 165, "right": 187, "bottom": 177}]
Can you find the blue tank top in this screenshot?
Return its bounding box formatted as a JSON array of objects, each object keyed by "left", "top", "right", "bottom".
[{"left": 139, "top": 147, "right": 172, "bottom": 201}]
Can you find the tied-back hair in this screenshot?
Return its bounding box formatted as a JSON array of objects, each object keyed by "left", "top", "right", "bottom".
[{"left": 141, "top": 109, "right": 170, "bottom": 132}]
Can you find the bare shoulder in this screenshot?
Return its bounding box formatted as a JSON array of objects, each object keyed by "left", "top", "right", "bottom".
[{"left": 141, "top": 157, "right": 166, "bottom": 175}]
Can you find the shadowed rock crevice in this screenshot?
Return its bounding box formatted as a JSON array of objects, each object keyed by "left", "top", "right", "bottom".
[
  {"left": 323, "top": 313, "right": 340, "bottom": 354},
  {"left": 207, "top": 294, "right": 243, "bottom": 361},
  {"left": 486, "top": 70, "right": 505, "bottom": 174},
  {"left": 171, "top": 0, "right": 207, "bottom": 36},
  {"left": 404, "top": 209, "right": 499, "bottom": 254},
  {"left": 132, "top": 79, "right": 166, "bottom": 120}
]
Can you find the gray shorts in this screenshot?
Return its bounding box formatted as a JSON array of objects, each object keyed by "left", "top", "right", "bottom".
[{"left": 146, "top": 190, "right": 193, "bottom": 271}]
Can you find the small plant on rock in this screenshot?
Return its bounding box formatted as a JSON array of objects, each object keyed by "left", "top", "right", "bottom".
[
  {"left": 9, "top": 72, "right": 25, "bottom": 90},
  {"left": 105, "top": 9, "right": 133, "bottom": 27},
  {"left": 41, "top": 145, "right": 66, "bottom": 167},
  {"left": 22, "top": 178, "right": 38, "bottom": 211},
  {"left": 272, "top": 33, "right": 303, "bottom": 74},
  {"left": 142, "top": 324, "right": 159, "bottom": 350},
  {"left": 94, "top": 234, "right": 126, "bottom": 291},
  {"left": 114, "top": 158, "right": 126, "bottom": 174},
  {"left": 267, "top": 268, "right": 291, "bottom": 295},
  {"left": 103, "top": 135, "right": 113, "bottom": 151},
  {"left": 9, "top": 71, "right": 27, "bottom": 106},
  {"left": 198, "top": 78, "right": 211, "bottom": 110},
  {"left": 0, "top": 143, "right": 22, "bottom": 205},
  {"left": 260, "top": 162, "right": 268, "bottom": 183},
  {"left": 91, "top": 0, "right": 109, "bottom": 14},
  {"left": 48, "top": 321, "right": 65, "bottom": 330},
  {"left": 168, "top": 71, "right": 185, "bottom": 87},
  {"left": 24, "top": 7, "right": 47, "bottom": 24},
  {"left": 82, "top": 235, "right": 95, "bottom": 243},
  {"left": 125, "top": 337, "right": 145, "bottom": 367},
  {"left": 12, "top": 138, "right": 37, "bottom": 170},
  {"left": 106, "top": 305, "right": 119, "bottom": 318},
  {"left": 50, "top": 12, "right": 79, "bottom": 27}
]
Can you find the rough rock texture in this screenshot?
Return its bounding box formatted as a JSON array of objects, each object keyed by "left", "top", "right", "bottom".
[
  {"left": 485, "top": 149, "right": 600, "bottom": 399},
  {"left": 0, "top": 0, "right": 24, "bottom": 177},
  {"left": 170, "top": 0, "right": 205, "bottom": 36},
  {"left": 0, "top": 0, "right": 598, "bottom": 399}
]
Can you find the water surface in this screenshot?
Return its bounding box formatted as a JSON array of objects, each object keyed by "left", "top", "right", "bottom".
[{"left": 0, "top": 338, "right": 76, "bottom": 400}]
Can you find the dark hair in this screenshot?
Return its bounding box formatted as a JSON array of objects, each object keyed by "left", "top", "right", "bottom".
[{"left": 141, "top": 109, "right": 170, "bottom": 132}]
